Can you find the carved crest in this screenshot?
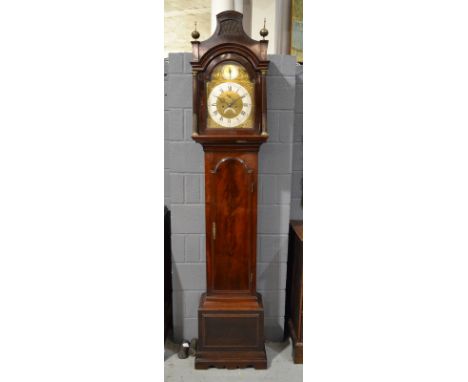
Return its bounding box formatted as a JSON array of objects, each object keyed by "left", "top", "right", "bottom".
[{"left": 218, "top": 18, "right": 243, "bottom": 36}]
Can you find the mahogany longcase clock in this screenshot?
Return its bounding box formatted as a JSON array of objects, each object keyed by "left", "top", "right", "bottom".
[{"left": 190, "top": 11, "right": 269, "bottom": 369}]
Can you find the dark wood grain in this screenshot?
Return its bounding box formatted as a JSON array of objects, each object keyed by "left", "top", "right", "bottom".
[
  {"left": 211, "top": 157, "right": 252, "bottom": 292},
  {"left": 205, "top": 151, "right": 258, "bottom": 294}
]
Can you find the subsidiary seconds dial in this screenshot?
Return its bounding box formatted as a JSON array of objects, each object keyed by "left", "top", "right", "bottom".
[{"left": 207, "top": 82, "right": 252, "bottom": 128}]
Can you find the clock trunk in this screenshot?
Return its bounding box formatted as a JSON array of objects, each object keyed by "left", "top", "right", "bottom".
[{"left": 207, "top": 152, "right": 255, "bottom": 293}]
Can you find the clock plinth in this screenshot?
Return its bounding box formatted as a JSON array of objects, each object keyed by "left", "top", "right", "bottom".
[
  {"left": 191, "top": 11, "right": 270, "bottom": 370},
  {"left": 195, "top": 293, "right": 267, "bottom": 370}
]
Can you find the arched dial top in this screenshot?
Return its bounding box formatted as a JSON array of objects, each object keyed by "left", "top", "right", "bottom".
[{"left": 206, "top": 61, "right": 255, "bottom": 129}]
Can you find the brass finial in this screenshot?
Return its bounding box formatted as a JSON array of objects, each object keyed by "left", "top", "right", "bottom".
[
  {"left": 191, "top": 22, "right": 200, "bottom": 40},
  {"left": 260, "top": 18, "right": 268, "bottom": 40}
]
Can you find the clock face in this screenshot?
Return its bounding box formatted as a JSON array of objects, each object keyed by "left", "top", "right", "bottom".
[
  {"left": 207, "top": 82, "right": 252, "bottom": 128},
  {"left": 206, "top": 62, "right": 255, "bottom": 129}
]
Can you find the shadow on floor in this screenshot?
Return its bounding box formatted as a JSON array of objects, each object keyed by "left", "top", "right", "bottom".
[
  {"left": 266, "top": 339, "right": 291, "bottom": 368},
  {"left": 164, "top": 338, "right": 179, "bottom": 361}
]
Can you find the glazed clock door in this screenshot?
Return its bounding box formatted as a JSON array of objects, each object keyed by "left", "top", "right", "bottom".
[{"left": 210, "top": 157, "right": 254, "bottom": 294}]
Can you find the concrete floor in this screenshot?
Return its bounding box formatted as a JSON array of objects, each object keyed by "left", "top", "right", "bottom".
[{"left": 164, "top": 338, "right": 303, "bottom": 382}]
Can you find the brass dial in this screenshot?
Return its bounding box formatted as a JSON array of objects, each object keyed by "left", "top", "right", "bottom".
[
  {"left": 206, "top": 62, "right": 254, "bottom": 129},
  {"left": 208, "top": 82, "right": 252, "bottom": 128}
]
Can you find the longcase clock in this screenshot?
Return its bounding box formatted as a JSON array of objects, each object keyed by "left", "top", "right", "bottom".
[{"left": 190, "top": 11, "right": 269, "bottom": 369}]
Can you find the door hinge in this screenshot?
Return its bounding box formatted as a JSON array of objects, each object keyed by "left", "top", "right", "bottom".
[
  {"left": 251, "top": 182, "right": 254, "bottom": 193},
  {"left": 212, "top": 221, "right": 216, "bottom": 240},
  {"left": 250, "top": 272, "right": 253, "bottom": 285}
]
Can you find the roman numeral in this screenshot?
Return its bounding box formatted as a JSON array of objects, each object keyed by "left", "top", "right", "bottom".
[
  {"left": 243, "top": 103, "right": 248, "bottom": 107},
  {"left": 241, "top": 111, "right": 246, "bottom": 116},
  {"left": 219, "top": 116, "right": 223, "bottom": 121},
  {"left": 228, "top": 85, "right": 232, "bottom": 91}
]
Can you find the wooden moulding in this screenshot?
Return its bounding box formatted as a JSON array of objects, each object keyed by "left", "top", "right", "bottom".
[{"left": 195, "top": 350, "right": 267, "bottom": 370}]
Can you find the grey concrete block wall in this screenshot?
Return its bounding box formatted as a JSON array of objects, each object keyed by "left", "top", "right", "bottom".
[
  {"left": 290, "top": 64, "right": 303, "bottom": 220},
  {"left": 165, "top": 53, "right": 302, "bottom": 342},
  {"left": 164, "top": 59, "right": 170, "bottom": 207},
  {"left": 165, "top": 53, "right": 206, "bottom": 342}
]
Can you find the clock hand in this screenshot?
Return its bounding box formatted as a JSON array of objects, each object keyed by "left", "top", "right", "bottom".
[{"left": 226, "top": 97, "right": 241, "bottom": 109}]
